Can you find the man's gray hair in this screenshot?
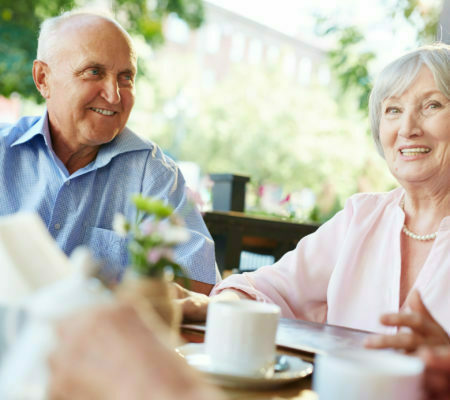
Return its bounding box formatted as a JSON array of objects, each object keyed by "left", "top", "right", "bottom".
[
  {"left": 36, "top": 9, "right": 135, "bottom": 63},
  {"left": 368, "top": 43, "right": 450, "bottom": 157}
]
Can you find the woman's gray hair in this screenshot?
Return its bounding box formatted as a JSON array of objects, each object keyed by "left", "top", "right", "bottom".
[
  {"left": 36, "top": 9, "right": 135, "bottom": 63},
  {"left": 369, "top": 43, "right": 450, "bottom": 156}
]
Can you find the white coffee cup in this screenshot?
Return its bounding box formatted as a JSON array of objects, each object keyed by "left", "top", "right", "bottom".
[
  {"left": 204, "top": 299, "right": 280, "bottom": 377},
  {"left": 313, "top": 348, "right": 424, "bottom": 400}
]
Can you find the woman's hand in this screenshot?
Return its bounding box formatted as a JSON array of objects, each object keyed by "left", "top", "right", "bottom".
[
  {"left": 173, "top": 283, "right": 211, "bottom": 322},
  {"left": 419, "top": 345, "right": 450, "bottom": 400},
  {"left": 365, "top": 290, "right": 450, "bottom": 352},
  {"left": 173, "top": 283, "right": 246, "bottom": 322}
]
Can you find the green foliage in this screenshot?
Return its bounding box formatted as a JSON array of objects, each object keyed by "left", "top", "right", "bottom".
[
  {"left": 0, "top": 0, "right": 204, "bottom": 101},
  {"left": 0, "top": 0, "right": 76, "bottom": 102},
  {"left": 130, "top": 56, "right": 396, "bottom": 222},
  {"left": 317, "top": 0, "right": 442, "bottom": 115},
  {"left": 325, "top": 26, "right": 375, "bottom": 114},
  {"left": 389, "top": 0, "right": 442, "bottom": 43},
  {"left": 132, "top": 194, "right": 173, "bottom": 219},
  {"left": 114, "top": 196, "right": 188, "bottom": 279}
]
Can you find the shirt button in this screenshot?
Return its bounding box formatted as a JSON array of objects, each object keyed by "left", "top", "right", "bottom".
[
  {"left": 54, "top": 223, "right": 61, "bottom": 230},
  {"left": 65, "top": 181, "right": 71, "bottom": 186}
]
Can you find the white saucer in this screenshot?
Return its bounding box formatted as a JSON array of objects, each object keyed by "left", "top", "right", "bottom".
[{"left": 176, "top": 343, "right": 313, "bottom": 389}]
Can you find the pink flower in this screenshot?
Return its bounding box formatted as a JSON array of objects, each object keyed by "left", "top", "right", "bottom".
[
  {"left": 146, "top": 248, "right": 174, "bottom": 264},
  {"left": 140, "top": 219, "right": 157, "bottom": 235},
  {"left": 280, "top": 194, "right": 291, "bottom": 204},
  {"left": 258, "top": 185, "right": 265, "bottom": 197}
]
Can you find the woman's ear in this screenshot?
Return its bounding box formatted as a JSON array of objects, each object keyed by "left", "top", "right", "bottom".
[{"left": 32, "top": 60, "right": 51, "bottom": 99}]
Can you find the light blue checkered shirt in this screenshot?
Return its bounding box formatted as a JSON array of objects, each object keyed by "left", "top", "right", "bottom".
[{"left": 0, "top": 112, "right": 217, "bottom": 284}]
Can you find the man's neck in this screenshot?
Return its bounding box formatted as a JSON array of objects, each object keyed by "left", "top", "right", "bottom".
[{"left": 50, "top": 131, "right": 100, "bottom": 175}]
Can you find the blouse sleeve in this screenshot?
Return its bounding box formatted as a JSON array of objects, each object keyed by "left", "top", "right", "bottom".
[{"left": 210, "top": 197, "right": 356, "bottom": 321}]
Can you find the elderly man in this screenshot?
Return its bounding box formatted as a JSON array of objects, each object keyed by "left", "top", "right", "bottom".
[{"left": 0, "top": 11, "right": 218, "bottom": 292}]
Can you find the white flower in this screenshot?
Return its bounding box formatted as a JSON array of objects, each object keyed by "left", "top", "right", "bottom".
[
  {"left": 113, "top": 213, "right": 129, "bottom": 237},
  {"left": 159, "top": 223, "right": 190, "bottom": 244}
]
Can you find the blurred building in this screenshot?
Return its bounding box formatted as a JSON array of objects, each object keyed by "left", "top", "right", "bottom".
[
  {"left": 440, "top": 0, "right": 450, "bottom": 43},
  {"left": 162, "top": 1, "right": 330, "bottom": 88}
]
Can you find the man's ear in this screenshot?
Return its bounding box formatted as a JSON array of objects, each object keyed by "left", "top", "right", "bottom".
[{"left": 32, "top": 60, "right": 51, "bottom": 99}]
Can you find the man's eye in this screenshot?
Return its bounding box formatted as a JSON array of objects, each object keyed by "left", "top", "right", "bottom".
[{"left": 89, "top": 69, "right": 99, "bottom": 75}]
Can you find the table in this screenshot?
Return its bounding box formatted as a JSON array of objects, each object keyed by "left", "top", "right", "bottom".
[
  {"left": 181, "top": 328, "right": 317, "bottom": 400},
  {"left": 203, "top": 211, "right": 318, "bottom": 273},
  {"left": 181, "top": 318, "right": 371, "bottom": 399}
]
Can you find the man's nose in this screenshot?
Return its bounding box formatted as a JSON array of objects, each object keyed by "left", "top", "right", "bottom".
[
  {"left": 101, "top": 77, "right": 121, "bottom": 104},
  {"left": 398, "top": 111, "right": 422, "bottom": 138}
]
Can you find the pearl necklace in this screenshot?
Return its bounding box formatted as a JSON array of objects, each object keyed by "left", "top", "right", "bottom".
[{"left": 400, "top": 198, "right": 438, "bottom": 241}]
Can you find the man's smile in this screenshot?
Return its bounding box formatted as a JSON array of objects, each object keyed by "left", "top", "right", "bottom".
[{"left": 89, "top": 107, "right": 117, "bottom": 116}]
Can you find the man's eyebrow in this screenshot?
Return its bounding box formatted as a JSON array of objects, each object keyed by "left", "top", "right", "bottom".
[
  {"left": 74, "top": 62, "right": 106, "bottom": 73},
  {"left": 120, "top": 68, "right": 136, "bottom": 76}
]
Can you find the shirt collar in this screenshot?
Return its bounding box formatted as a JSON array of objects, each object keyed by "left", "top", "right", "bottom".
[
  {"left": 10, "top": 111, "right": 53, "bottom": 149},
  {"left": 92, "top": 126, "right": 153, "bottom": 170},
  {"left": 10, "top": 110, "right": 152, "bottom": 174}
]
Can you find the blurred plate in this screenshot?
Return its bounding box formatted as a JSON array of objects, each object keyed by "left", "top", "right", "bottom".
[{"left": 176, "top": 342, "right": 313, "bottom": 389}]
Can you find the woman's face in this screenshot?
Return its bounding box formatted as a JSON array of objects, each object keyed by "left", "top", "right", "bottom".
[{"left": 379, "top": 66, "right": 450, "bottom": 188}]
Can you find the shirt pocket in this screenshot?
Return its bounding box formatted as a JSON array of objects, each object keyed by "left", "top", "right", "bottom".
[{"left": 84, "top": 227, "right": 129, "bottom": 280}]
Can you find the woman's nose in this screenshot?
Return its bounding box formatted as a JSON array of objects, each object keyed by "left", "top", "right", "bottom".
[{"left": 398, "top": 111, "right": 422, "bottom": 138}]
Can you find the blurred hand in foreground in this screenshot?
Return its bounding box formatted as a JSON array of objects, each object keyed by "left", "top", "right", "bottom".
[
  {"left": 49, "top": 303, "right": 224, "bottom": 400},
  {"left": 365, "top": 290, "right": 449, "bottom": 352},
  {"left": 419, "top": 345, "right": 450, "bottom": 400}
]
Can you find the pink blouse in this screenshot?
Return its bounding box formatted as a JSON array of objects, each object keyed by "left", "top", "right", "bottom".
[{"left": 211, "top": 188, "right": 450, "bottom": 334}]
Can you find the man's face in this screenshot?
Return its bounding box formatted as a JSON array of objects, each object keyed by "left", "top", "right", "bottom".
[{"left": 41, "top": 17, "right": 137, "bottom": 150}]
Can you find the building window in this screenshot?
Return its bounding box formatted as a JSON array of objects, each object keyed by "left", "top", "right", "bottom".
[
  {"left": 298, "top": 57, "right": 312, "bottom": 85},
  {"left": 165, "top": 13, "right": 189, "bottom": 44},
  {"left": 282, "top": 49, "right": 297, "bottom": 77},
  {"left": 266, "top": 45, "right": 279, "bottom": 65},
  {"left": 248, "top": 38, "right": 262, "bottom": 64},
  {"left": 317, "top": 64, "right": 331, "bottom": 86},
  {"left": 230, "top": 32, "right": 245, "bottom": 62},
  {"left": 205, "top": 24, "right": 221, "bottom": 54}
]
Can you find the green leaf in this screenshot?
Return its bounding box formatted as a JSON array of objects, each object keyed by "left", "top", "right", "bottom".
[{"left": 131, "top": 194, "right": 173, "bottom": 218}]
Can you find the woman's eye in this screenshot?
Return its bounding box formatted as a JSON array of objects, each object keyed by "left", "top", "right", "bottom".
[
  {"left": 90, "top": 69, "right": 99, "bottom": 75},
  {"left": 385, "top": 107, "right": 400, "bottom": 114},
  {"left": 428, "top": 102, "right": 441, "bottom": 109}
]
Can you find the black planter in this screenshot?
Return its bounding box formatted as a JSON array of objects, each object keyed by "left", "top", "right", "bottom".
[{"left": 210, "top": 174, "right": 250, "bottom": 212}]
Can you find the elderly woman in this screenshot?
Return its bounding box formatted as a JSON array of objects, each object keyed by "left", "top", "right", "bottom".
[{"left": 177, "top": 42, "right": 450, "bottom": 352}]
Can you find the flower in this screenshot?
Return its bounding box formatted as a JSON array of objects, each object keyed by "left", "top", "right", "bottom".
[
  {"left": 112, "top": 213, "right": 129, "bottom": 237},
  {"left": 113, "top": 195, "right": 190, "bottom": 279}
]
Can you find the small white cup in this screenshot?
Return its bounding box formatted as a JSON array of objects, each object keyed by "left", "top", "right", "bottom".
[
  {"left": 204, "top": 300, "right": 280, "bottom": 377},
  {"left": 313, "top": 348, "right": 424, "bottom": 400}
]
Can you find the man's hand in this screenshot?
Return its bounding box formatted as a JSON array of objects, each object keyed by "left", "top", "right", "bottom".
[{"left": 365, "top": 290, "right": 450, "bottom": 352}]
